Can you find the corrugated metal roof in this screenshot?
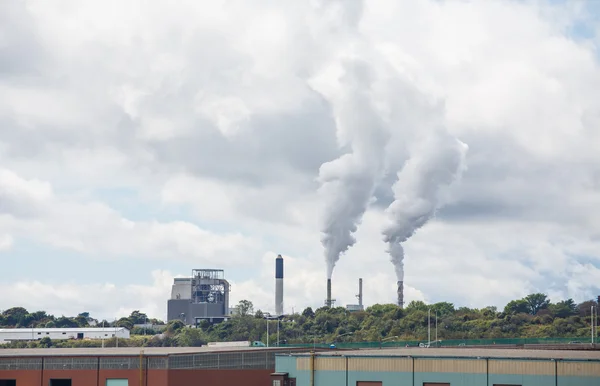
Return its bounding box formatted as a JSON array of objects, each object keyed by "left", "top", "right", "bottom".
[
  {"left": 289, "top": 347, "right": 600, "bottom": 360},
  {"left": 0, "top": 328, "right": 128, "bottom": 333},
  {"left": 0, "top": 346, "right": 309, "bottom": 357}
]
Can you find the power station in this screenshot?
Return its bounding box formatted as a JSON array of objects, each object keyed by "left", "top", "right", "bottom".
[{"left": 167, "top": 269, "right": 230, "bottom": 325}]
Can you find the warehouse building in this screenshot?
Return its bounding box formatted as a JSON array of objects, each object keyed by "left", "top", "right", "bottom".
[
  {"left": 0, "top": 328, "right": 130, "bottom": 343},
  {"left": 272, "top": 347, "right": 600, "bottom": 385},
  {"left": 0, "top": 345, "right": 318, "bottom": 386}
]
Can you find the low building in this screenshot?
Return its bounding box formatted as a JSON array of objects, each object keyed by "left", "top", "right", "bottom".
[
  {"left": 0, "top": 346, "right": 319, "bottom": 386},
  {"left": 0, "top": 328, "right": 130, "bottom": 343},
  {"left": 273, "top": 347, "right": 600, "bottom": 385}
]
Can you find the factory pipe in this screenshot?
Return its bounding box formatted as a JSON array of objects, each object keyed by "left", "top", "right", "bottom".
[
  {"left": 358, "top": 278, "right": 363, "bottom": 307},
  {"left": 397, "top": 281, "right": 404, "bottom": 308},
  {"left": 327, "top": 279, "right": 332, "bottom": 308},
  {"left": 275, "top": 254, "right": 284, "bottom": 316}
]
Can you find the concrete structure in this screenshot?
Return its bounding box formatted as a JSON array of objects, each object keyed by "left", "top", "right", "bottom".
[
  {"left": 275, "top": 254, "right": 284, "bottom": 316},
  {"left": 0, "top": 328, "right": 129, "bottom": 343},
  {"left": 273, "top": 347, "right": 600, "bottom": 385},
  {"left": 0, "top": 346, "right": 321, "bottom": 386},
  {"left": 167, "top": 269, "right": 230, "bottom": 325}
]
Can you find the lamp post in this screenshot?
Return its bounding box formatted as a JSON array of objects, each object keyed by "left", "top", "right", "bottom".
[
  {"left": 380, "top": 335, "right": 399, "bottom": 349},
  {"left": 428, "top": 309, "right": 431, "bottom": 345}
]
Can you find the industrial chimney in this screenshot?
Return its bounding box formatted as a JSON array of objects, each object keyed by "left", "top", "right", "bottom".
[
  {"left": 397, "top": 281, "right": 404, "bottom": 308},
  {"left": 358, "top": 278, "right": 363, "bottom": 308},
  {"left": 275, "top": 254, "right": 284, "bottom": 316},
  {"left": 326, "top": 279, "right": 332, "bottom": 308}
]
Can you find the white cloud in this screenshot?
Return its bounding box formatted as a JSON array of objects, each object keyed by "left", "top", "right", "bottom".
[
  {"left": 0, "top": 0, "right": 599, "bottom": 320},
  {"left": 0, "top": 234, "right": 12, "bottom": 251},
  {"left": 0, "top": 270, "right": 173, "bottom": 321}
]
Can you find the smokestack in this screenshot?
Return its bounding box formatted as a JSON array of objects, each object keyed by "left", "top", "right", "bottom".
[
  {"left": 358, "top": 278, "right": 363, "bottom": 307},
  {"left": 326, "top": 278, "right": 332, "bottom": 308},
  {"left": 397, "top": 281, "right": 404, "bottom": 308},
  {"left": 275, "top": 255, "right": 284, "bottom": 316}
]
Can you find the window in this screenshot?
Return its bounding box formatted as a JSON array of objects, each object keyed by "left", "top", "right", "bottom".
[
  {"left": 0, "top": 380, "right": 17, "bottom": 386},
  {"left": 37, "top": 332, "right": 41, "bottom": 335},
  {"left": 423, "top": 384, "right": 450, "bottom": 386},
  {"left": 49, "top": 380, "right": 71, "bottom": 386},
  {"left": 357, "top": 383, "right": 382, "bottom": 386},
  {"left": 62, "top": 332, "right": 66, "bottom": 335},
  {"left": 272, "top": 381, "right": 281, "bottom": 386}
]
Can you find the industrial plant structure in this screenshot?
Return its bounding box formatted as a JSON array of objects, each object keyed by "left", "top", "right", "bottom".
[
  {"left": 346, "top": 278, "right": 364, "bottom": 312},
  {"left": 167, "top": 269, "right": 230, "bottom": 325},
  {"left": 275, "top": 254, "right": 284, "bottom": 316},
  {"left": 272, "top": 347, "right": 600, "bottom": 385}
]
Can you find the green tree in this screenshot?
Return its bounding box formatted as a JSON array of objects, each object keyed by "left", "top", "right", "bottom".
[
  {"left": 524, "top": 293, "right": 550, "bottom": 315},
  {"left": 302, "top": 307, "right": 315, "bottom": 319},
  {"left": 235, "top": 300, "right": 254, "bottom": 317},
  {"left": 504, "top": 299, "right": 529, "bottom": 315},
  {"left": 550, "top": 299, "right": 578, "bottom": 318}
]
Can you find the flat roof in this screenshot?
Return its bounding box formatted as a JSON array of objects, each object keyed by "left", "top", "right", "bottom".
[
  {"left": 288, "top": 347, "right": 600, "bottom": 361},
  {"left": 0, "top": 328, "right": 127, "bottom": 333},
  {"left": 0, "top": 346, "right": 308, "bottom": 357}
]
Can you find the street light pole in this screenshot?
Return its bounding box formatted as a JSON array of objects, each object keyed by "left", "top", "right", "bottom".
[
  {"left": 435, "top": 312, "right": 438, "bottom": 347},
  {"left": 276, "top": 318, "right": 280, "bottom": 347},
  {"left": 266, "top": 318, "right": 269, "bottom": 347},
  {"left": 428, "top": 309, "right": 431, "bottom": 345}
]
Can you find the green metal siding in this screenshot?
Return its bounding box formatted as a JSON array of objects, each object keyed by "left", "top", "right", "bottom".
[
  {"left": 557, "top": 376, "right": 600, "bottom": 386},
  {"left": 488, "top": 373, "right": 555, "bottom": 385},
  {"left": 276, "top": 355, "right": 600, "bottom": 386},
  {"left": 314, "top": 370, "right": 346, "bottom": 385},
  {"left": 348, "top": 371, "right": 411, "bottom": 385},
  {"left": 414, "top": 371, "right": 486, "bottom": 385}
]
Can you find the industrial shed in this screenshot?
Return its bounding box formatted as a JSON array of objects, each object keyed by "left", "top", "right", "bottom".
[
  {"left": 272, "top": 347, "right": 600, "bottom": 386},
  {"left": 0, "top": 328, "right": 130, "bottom": 343},
  {"left": 0, "top": 346, "right": 317, "bottom": 386}
]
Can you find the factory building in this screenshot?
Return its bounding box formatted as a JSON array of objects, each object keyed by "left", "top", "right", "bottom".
[
  {"left": 0, "top": 328, "right": 129, "bottom": 343},
  {"left": 0, "top": 346, "right": 321, "bottom": 386},
  {"left": 167, "top": 269, "right": 230, "bottom": 325},
  {"left": 272, "top": 347, "right": 600, "bottom": 385}
]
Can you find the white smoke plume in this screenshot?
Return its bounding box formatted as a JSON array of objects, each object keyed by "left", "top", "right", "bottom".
[
  {"left": 317, "top": 59, "right": 390, "bottom": 279},
  {"left": 383, "top": 131, "right": 468, "bottom": 281}
]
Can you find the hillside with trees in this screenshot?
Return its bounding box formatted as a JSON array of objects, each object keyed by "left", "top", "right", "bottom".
[{"left": 0, "top": 293, "right": 597, "bottom": 348}]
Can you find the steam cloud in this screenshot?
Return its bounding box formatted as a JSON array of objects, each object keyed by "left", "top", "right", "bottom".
[
  {"left": 383, "top": 131, "right": 468, "bottom": 282},
  {"left": 317, "top": 60, "right": 389, "bottom": 279}
]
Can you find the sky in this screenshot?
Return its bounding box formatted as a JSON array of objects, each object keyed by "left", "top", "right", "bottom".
[{"left": 1, "top": 0, "right": 600, "bottom": 322}]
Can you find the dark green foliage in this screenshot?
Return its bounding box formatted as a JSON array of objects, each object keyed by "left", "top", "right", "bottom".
[{"left": 0, "top": 295, "right": 597, "bottom": 349}]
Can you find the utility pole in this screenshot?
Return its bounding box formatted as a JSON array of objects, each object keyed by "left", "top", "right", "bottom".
[
  {"left": 428, "top": 309, "right": 431, "bottom": 345},
  {"left": 592, "top": 306, "right": 595, "bottom": 344},
  {"left": 435, "top": 312, "right": 438, "bottom": 346}
]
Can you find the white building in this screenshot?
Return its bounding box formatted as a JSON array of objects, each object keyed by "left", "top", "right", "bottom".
[{"left": 0, "top": 327, "right": 130, "bottom": 343}]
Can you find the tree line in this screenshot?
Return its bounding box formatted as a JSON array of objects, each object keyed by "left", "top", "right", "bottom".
[{"left": 0, "top": 293, "right": 598, "bottom": 348}]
